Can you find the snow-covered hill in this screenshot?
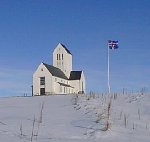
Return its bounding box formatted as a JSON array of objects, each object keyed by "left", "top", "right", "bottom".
[{"left": 0, "top": 93, "right": 150, "bottom": 142}]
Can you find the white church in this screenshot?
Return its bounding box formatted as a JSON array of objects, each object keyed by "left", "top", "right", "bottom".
[{"left": 33, "top": 43, "right": 86, "bottom": 95}]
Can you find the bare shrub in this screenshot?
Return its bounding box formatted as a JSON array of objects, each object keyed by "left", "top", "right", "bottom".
[
  {"left": 100, "top": 99, "right": 112, "bottom": 131},
  {"left": 20, "top": 122, "right": 23, "bottom": 136},
  {"left": 20, "top": 121, "right": 23, "bottom": 137},
  {"left": 73, "top": 94, "right": 78, "bottom": 105},
  {"left": 119, "top": 111, "right": 123, "bottom": 120},
  {"left": 138, "top": 108, "right": 141, "bottom": 120},
  {"left": 124, "top": 114, "right": 127, "bottom": 128},
  {"left": 35, "top": 102, "right": 45, "bottom": 138},
  {"left": 31, "top": 116, "right": 36, "bottom": 142},
  {"left": 113, "top": 93, "right": 118, "bottom": 100},
  {"left": 101, "top": 120, "right": 110, "bottom": 131},
  {"left": 145, "top": 122, "right": 149, "bottom": 130},
  {"left": 39, "top": 102, "right": 45, "bottom": 123},
  {"left": 95, "top": 111, "right": 105, "bottom": 123},
  {"left": 132, "top": 122, "right": 135, "bottom": 130}
]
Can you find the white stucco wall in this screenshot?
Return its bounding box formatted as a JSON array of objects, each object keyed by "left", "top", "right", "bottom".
[
  {"left": 51, "top": 76, "right": 72, "bottom": 94},
  {"left": 70, "top": 80, "right": 80, "bottom": 93},
  {"left": 52, "top": 77, "right": 59, "bottom": 94},
  {"left": 33, "top": 63, "right": 53, "bottom": 95},
  {"left": 52, "top": 77, "right": 64, "bottom": 94}
]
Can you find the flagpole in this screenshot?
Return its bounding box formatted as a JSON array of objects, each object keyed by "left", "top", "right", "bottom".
[
  {"left": 107, "top": 40, "right": 118, "bottom": 94},
  {"left": 108, "top": 45, "right": 111, "bottom": 94}
]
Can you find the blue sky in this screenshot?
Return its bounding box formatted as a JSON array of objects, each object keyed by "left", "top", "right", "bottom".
[{"left": 0, "top": 0, "right": 150, "bottom": 96}]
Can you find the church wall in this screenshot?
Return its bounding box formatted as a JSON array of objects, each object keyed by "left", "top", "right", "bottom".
[
  {"left": 33, "top": 63, "right": 53, "bottom": 95},
  {"left": 64, "top": 54, "right": 72, "bottom": 78},
  {"left": 53, "top": 77, "right": 73, "bottom": 94},
  {"left": 70, "top": 80, "right": 80, "bottom": 93},
  {"left": 52, "top": 77, "right": 60, "bottom": 94}
]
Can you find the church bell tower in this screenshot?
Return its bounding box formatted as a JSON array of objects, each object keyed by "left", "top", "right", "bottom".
[{"left": 53, "top": 43, "right": 72, "bottom": 78}]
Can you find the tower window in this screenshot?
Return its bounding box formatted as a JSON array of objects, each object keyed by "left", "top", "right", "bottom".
[
  {"left": 57, "top": 54, "right": 58, "bottom": 60},
  {"left": 62, "top": 54, "right": 63, "bottom": 60},
  {"left": 59, "top": 54, "right": 60, "bottom": 60}
]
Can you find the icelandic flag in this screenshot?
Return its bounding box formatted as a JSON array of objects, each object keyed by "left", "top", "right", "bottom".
[{"left": 108, "top": 40, "right": 119, "bottom": 49}]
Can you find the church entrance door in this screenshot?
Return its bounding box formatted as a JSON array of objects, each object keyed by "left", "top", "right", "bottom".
[{"left": 40, "top": 88, "right": 45, "bottom": 95}]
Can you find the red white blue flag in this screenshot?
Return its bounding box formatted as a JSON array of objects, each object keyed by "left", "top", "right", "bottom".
[{"left": 108, "top": 40, "right": 119, "bottom": 49}]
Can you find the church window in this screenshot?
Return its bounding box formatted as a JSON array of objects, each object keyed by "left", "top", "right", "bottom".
[
  {"left": 40, "top": 77, "right": 45, "bottom": 85},
  {"left": 64, "top": 87, "right": 65, "bottom": 93},
  {"left": 57, "top": 54, "right": 58, "bottom": 60},
  {"left": 59, "top": 54, "right": 61, "bottom": 60},
  {"left": 62, "top": 54, "right": 63, "bottom": 60}
]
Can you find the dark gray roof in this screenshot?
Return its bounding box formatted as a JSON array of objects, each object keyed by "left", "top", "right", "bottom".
[
  {"left": 69, "top": 71, "right": 82, "bottom": 80},
  {"left": 43, "top": 63, "right": 68, "bottom": 79},
  {"left": 58, "top": 82, "right": 74, "bottom": 88},
  {"left": 60, "top": 43, "right": 72, "bottom": 55}
]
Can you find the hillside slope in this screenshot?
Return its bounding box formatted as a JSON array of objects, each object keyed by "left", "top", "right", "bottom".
[{"left": 0, "top": 93, "right": 150, "bottom": 142}]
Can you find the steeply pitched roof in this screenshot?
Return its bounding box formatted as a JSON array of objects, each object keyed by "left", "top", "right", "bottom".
[
  {"left": 43, "top": 63, "right": 68, "bottom": 79},
  {"left": 60, "top": 43, "right": 72, "bottom": 55},
  {"left": 42, "top": 63, "right": 82, "bottom": 81},
  {"left": 69, "top": 71, "right": 82, "bottom": 80}
]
